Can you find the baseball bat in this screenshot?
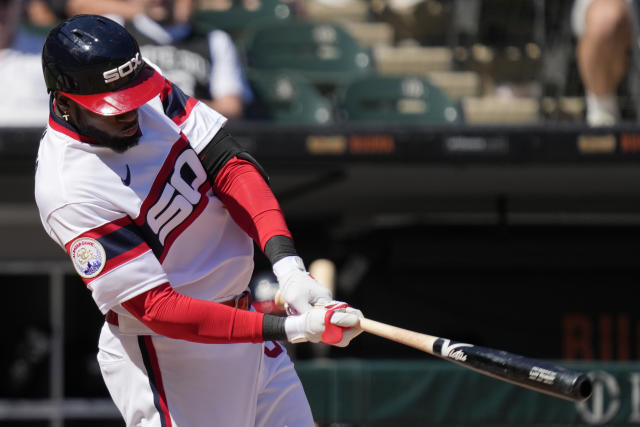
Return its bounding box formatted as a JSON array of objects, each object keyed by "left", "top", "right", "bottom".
[{"left": 274, "top": 292, "right": 592, "bottom": 402}]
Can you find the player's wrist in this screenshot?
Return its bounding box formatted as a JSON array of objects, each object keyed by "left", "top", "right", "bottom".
[
  {"left": 262, "top": 314, "right": 287, "bottom": 341},
  {"left": 283, "top": 313, "right": 308, "bottom": 343},
  {"left": 265, "top": 235, "right": 298, "bottom": 265}
]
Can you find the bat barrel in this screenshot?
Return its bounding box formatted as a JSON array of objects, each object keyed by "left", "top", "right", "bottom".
[{"left": 433, "top": 339, "right": 592, "bottom": 402}]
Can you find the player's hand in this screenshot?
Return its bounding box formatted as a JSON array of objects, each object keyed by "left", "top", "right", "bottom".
[
  {"left": 273, "top": 256, "right": 332, "bottom": 314},
  {"left": 283, "top": 305, "right": 362, "bottom": 346},
  {"left": 323, "top": 301, "right": 364, "bottom": 347}
]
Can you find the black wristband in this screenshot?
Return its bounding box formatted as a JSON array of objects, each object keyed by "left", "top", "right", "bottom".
[
  {"left": 262, "top": 314, "right": 287, "bottom": 341},
  {"left": 264, "top": 235, "right": 298, "bottom": 265}
]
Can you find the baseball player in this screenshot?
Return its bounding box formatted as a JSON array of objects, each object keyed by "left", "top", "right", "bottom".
[{"left": 34, "top": 14, "right": 363, "bottom": 426}]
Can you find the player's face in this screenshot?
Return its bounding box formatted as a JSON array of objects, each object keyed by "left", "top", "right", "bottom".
[{"left": 71, "top": 102, "right": 141, "bottom": 153}]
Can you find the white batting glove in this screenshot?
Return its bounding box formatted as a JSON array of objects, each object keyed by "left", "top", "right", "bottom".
[
  {"left": 284, "top": 305, "right": 361, "bottom": 346},
  {"left": 273, "top": 256, "right": 332, "bottom": 314},
  {"left": 323, "top": 301, "right": 365, "bottom": 347}
]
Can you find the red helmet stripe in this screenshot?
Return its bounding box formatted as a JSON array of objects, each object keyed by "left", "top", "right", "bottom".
[{"left": 59, "top": 65, "right": 164, "bottom": 116}]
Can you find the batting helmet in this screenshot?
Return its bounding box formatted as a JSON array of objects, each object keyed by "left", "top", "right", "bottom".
[{"left": 42, "top": 14, "right": 164, "bottom": 116}]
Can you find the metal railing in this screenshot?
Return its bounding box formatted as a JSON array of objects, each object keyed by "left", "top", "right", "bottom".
[{"left": 0, "top": 262, "right": 119, "bottom": 426}]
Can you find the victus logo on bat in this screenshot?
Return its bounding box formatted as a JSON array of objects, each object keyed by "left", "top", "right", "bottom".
[
  {"left": 436, "top": 339, "right": 473, "bottom": 362},
  {"left": 449, "top": 349, "right": 468, "bottom": 362}
]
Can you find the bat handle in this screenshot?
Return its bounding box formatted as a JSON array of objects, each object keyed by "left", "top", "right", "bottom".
[
  {"left": 359, "top": 318, "right": 437, "bottom": 354},
  {"left": 274, "top": 292, "right": 436, "bottom": 351},
  {"left": 274, "top": 290, "right": 286, "bottom": 311}
]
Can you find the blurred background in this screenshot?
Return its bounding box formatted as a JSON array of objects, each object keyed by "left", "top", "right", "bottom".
[{"left": 2, "top": 0, "right": 640, "bottom": 425}]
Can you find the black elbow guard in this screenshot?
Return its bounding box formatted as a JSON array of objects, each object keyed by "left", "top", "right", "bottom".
[{"left": 198, "top": 130, "right": 269, "bottom": 183}]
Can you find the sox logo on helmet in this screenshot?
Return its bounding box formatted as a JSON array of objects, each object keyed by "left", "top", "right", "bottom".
[{"left": 103, "top": 52, "right": 143, "bottom": 84}]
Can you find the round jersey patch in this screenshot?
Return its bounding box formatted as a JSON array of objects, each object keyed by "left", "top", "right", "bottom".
[{"left": 70, "top": 237, "right": 106, "bottom": 279}]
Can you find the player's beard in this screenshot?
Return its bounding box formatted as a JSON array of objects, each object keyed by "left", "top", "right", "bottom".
[{"left": 79, "top": 123, "right": 141, "bottom": 153}]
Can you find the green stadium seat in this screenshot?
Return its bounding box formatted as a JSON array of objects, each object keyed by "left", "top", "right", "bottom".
[
  {"left": 243, "top": 20, "right": 373, "bottom": 87},
  {"left": 192, "top": 0, "right": 292, "bottom": 35},
  {"left": 338, "top": 75, "right": 462, "bottom": 124},
  {"left": 246, "top": 70, "right": 334, "bottom": 125}
]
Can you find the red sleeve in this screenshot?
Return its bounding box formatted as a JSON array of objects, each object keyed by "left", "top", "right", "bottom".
[
  {"left": 213, "top": 157, "right": 292, "bottom": 251},
  {"left": 122, "top": 283, "right": 264, "bottom": 344}
]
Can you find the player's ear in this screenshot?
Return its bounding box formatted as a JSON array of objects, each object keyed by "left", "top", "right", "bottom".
[
  {"left": 54, "top": 93, "right": 75, "bottom": 122},
  {"left": 54, "top": 92, "right": 71, "bottom": 110}
]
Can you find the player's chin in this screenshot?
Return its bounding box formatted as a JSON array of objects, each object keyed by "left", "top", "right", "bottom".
[
  {"left": 106, "top": 135, "right": 141, "bottom": 153},
  {"left": 79, "top": 123, "right": 141, "bottom": 153}
]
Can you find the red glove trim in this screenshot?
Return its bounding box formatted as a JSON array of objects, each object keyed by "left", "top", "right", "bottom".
[
  {"left": 325, "top": 302, "right": 349, "bottom": 310},
  {"left": 320, "top": 310, "right": 344, "bottom": 344}
]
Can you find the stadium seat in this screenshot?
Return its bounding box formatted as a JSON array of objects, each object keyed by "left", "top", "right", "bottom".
[
  {"left": 337, "top": 74, "right": 462, "bottom": 124},
  {"left": 424, "top": 71, "right": 481, "bottom": 100},
  {"left": 245, "top": 70, "right": 334, "bottom": 125},
  {"left": 243, "top": 20, "right": 373, "bottom": 87},
  {"left": 193, "top": 0, "right": 292, "bottom": 35},
  {"left": 462, "top": 96, "right": 539, "bottom": 124},
  {"left": 373, "top": 45, "right": 453, "bottom": 75},
  {"left": 304, "top": 0, "right": 370, "bottom": 23},
  {"left": 341, "top": 21, "right": 394, "bottom": 48}
]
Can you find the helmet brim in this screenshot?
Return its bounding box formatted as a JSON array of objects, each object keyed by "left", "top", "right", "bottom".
[{"left": 60, "top": 65, "right": 164, "bottom": 116}]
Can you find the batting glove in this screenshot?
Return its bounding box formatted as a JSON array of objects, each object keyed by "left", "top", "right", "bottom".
[
  {"left": 273, "top": 256, "right": 332, "bottom": 314},
  {"left": 284, "top": 305, "right": 361, "bottom": 346},
  {"left": 323, "top": 301, "right": 364, "bottom": 347}
]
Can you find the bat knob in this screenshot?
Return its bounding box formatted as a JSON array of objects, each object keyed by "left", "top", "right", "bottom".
[{"left": 575, "top": 374, "right": 593, "bottom": 401}]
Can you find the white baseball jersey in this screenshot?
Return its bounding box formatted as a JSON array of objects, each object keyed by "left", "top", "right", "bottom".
[
  {"left": 35, "top": 54, "right": 313, "bottom": 427},
  {"left": 35, "top": 78, "right": 254, "bottom": 333}
]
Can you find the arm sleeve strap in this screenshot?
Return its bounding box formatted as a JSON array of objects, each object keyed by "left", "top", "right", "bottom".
[
  {"left": 122, "top": 283, "right": 288, "bottom": 342},
  {"left": 198, "top": 130, "right": 269, "bottom": 183}
]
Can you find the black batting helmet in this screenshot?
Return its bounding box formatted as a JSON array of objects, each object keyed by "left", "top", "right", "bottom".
[{"left": 42, "top": 14, "right": 164, "bottom": 116}]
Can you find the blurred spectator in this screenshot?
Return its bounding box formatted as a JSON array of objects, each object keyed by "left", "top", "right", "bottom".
[
  {"left": 53, "top": 0, "right": 142, "bottom": 20},
  {"left": 369, "top": 0, "right": 452, "bottom": 45},
  {"left": 123, "top": 0, "right": 252, "bottom": 119},
  {"left": 17, "top": 0, "right": 57, "bottom": 52},
  {"left": 572, "top": 0, "right": 632, "bottom": 126},
  {"left": 2, "top": 0, "right": 52, "bottom": 54},
  {"left": 0, "top": 0, "right": 49, "bottom": 127},
  {"left": 49, "top": 0, "right": 192, "bottom": 22},
  {"left": 24, "top": 0, "right": 58, "bottom": 28}
]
